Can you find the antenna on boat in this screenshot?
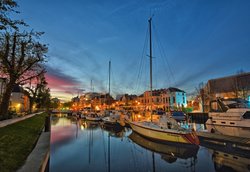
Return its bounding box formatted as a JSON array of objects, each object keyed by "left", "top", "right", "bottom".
[{"left": 149, "top": 17, "right": 153, "bottom": 122}]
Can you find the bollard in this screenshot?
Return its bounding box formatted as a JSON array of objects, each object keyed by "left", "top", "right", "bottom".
[{"left": 44, "top": 115, "right": 51, "bottom": 132}]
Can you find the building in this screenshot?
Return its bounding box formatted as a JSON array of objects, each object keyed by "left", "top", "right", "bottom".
[
  {"left": 79, "top": 92, "right": 114, "bottom": 110},
  {"left": 137, "top": 87, "right": 187, "bottom": 111},
  {"left": 203, "top": 72, "right": 250, "bottom": 112},
  {"left": 164, "top": 87, "right": 187, "bottom": 110},
  {"left": 10, "top": 85, "right": 30, "bottom": 113}
]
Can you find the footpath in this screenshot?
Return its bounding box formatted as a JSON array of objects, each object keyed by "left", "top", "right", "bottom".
[{"left": 0, "top": 112, "right": 50, "bottom": 172}]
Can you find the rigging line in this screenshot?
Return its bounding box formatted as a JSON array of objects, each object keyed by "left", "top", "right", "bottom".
[
  {"left": 152, "top": 23, "right": 176, "bottom": 86},
  {"left": 135, "top": 26, "right": 149, "bottom": 93},
  {"left": 110, "top": 63, "right": 122, "bottom": 95},
  {"left": 152, "top": 23, "right": 172, "bottom": 86},
  {"left": 153, "top": 28, "right": 171, "bottom": 87}
]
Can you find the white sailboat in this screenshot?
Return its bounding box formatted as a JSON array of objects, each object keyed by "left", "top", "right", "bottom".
[
  {"left": 129, "top": 18, "right": 199, "bottom": 145},
  {"left": 102, "top": 61, "right": 122, "bottom": 128}
]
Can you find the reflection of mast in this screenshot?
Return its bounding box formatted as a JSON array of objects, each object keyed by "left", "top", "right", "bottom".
[
  {"left": 152, "top": 152, "right": 155, "bottom": 172},
  {"left": 88, "top": 127, "right": 93, "bottom": 164},
  {"left": 108, "top": 133, "right": 110, "bottom": 172}
]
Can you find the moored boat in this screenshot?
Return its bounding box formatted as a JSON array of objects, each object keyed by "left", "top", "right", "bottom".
[
  {"left": 85, "top": 112, "right": 102, "bottom": 121},
  {"left": 206, "top": 98, "right": 250, "bottom": 138},
  {"left": 130, "top": 116, "right": 199, "bottom": 145},
  {"left": 129, "top": 17, "right": 199, "bottom": 146}
]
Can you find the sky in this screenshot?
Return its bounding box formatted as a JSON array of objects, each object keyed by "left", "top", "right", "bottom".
[{"left": 14, "top": 0, "right": 250, "bottom": 101}]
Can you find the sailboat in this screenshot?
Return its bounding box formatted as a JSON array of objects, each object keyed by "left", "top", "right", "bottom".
[
  {"left": 102, "top": 61, "right": 123, "bottom": 128},
  {"left": 129, "top": 18, "right": 200, "bottom": 145}
]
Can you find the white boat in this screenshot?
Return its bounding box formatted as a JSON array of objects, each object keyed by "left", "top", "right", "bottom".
[
  {"left": 206, "top": 98, "right": 250, "bottom": 138},
  {"left": 129, "top": 18, "right": 199, "bottom": 146},
  {"left": 85, "top": 112, "right": 102, "bottom": 121},
  {"left": 130, "top": 116, "right": 199, "bottom": 145},
  {"left": 102, "top": 111, "right": 121, "bottom": 127}
]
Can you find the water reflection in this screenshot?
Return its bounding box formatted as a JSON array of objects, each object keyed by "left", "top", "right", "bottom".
[
  {"left": 211, "top": 150, "right": 250, "bottom": 172},
  {"left": 129, "top": 132, "right": 199, "bottom": 162},
  {"left": 50, "top": 116, "right": 250, "bottom": 172}
]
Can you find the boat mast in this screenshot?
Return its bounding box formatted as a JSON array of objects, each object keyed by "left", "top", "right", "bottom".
[
  {"left": 149, "top": 17, "right": 153, "bottom": 122},
  {"left": 108, "top": 60, "right": 111, "bottom": 112}
]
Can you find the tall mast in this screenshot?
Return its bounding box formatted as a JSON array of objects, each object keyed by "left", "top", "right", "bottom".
[
  {"left": 108, "top": 60, "right": 111, "bottom": 111},
  {"left": 149, "top": 17, "right": 153, "bottom": 122},
  {"left": 109, "top": 60, "right": 111, "bottom": 97}
]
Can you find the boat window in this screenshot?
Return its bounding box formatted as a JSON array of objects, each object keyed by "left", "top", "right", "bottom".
[
  {"left": 230, "top": 122, "right": 235, "bottom": 125},
  {"left": 233, "top": 156, "right": 238, "bottom": 160},
  {"left": 210, "top": 101, "right": 223, "bottom": 112},
  {"left": 167, "top": 122, "right": 172, "bottom": 129},
  {"left": 223, "top": 99, "right": 250, "bottom": 109},
  {"left": 243, "top": 111, "right": 250, "bottom": 119},
  {"left": 212, "top": 121, "right": 216, "bottom": 123},
  {"left": 221, "top": 122, "right": 226, "bottom": 124}
]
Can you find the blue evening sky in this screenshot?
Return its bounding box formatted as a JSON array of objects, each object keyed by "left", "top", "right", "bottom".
[{"left": 15, "top": 0, "right": 250, "bottom": 101}]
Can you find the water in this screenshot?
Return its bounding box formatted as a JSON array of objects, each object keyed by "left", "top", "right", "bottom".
[{"left": 50, "top": 115, "right": 250, "bottom": 172}]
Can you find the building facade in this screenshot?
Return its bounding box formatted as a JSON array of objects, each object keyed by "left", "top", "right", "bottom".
[
  {"left": 203, "top": 72, "right": 250, "bottom": 112},
  {"left": 137, "top": 87, "right": 187, "bottom": 111},
  {"left": 10, "top": 85, "right": 30, "bottom": 113}
]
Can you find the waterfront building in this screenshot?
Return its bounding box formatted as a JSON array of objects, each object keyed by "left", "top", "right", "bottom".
[
  {"left": 137, "top": 87, "right": 187, "bottom": 111},
  {"left": 203, "top": 72, "right": 250, "bottom": 112},
  {"left": 79, "top": 92, "right": 114, "bottom": 110}
]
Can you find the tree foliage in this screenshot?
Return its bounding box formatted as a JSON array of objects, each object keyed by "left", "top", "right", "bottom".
[
  {"left": 0, "top": 0, "right": 48, "bottom": 118},
  {"left": 0, "top": 0, "right": 26, "bottom": 30},
  {"left": 25, "top": 73, "right": 50, "bottom": 113}
]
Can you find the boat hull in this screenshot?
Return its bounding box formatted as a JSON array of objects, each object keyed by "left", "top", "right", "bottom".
[
  {"left": 206, "top": 120, "right": 250, "bottom": 138},
  {"left": 85, "top": 117, "right": 102, "bottom": 121},
  {"left": 129, "top": 121, "right": 199, "bottom": 145}
]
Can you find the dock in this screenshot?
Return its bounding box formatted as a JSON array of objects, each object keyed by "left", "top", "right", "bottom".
[{"left": 197, "top": 131, "right": 250, "bottom": 158}]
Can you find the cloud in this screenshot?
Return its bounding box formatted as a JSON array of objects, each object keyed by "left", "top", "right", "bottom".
[{"left": 45, "top": 65, "right": 83, "bottom": 99}]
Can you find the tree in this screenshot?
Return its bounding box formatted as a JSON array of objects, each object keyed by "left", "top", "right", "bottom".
[
  {"left": 195, "top": 82, "right": 207, "bottom": 112},
  {"left": 0, "top": 31, "right": 47, "bottom": 118},
  {"left": 35, "top": 75, "right": 51, "bottom": 111},
  {"left": 25, "top": 73, "right": 50, "bottom": 113},
  {"left": 0, "top": 0, "right": 26, "bottom": 30}
]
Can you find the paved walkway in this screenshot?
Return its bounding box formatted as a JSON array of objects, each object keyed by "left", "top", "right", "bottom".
[
  {"left": 18, "top": 131, "right": 50, "bottom": 172},
  {"left": 0, "top": 112, "right": 43, "bottom": 128}
]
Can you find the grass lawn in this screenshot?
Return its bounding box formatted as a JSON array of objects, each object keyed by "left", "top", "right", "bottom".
[{"left": 0, "top": 112, "right": 48, "bottom": 172}]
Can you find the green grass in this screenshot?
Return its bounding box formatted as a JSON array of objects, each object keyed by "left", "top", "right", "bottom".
[{"left": 0, "top": 112, "right": 48, "bottom": 172}]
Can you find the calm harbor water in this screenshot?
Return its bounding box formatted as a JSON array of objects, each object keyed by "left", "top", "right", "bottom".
[{"left": 50, "top": 115, "right": 250, "bottom": 172}]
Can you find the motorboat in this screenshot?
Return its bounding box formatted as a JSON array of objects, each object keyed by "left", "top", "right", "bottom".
[
  {"left": 102, "top": 111, "right": 121, "bottom": 127},
  {"left": 206, "top": 98, "right": 250, "bottom": 138}
]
